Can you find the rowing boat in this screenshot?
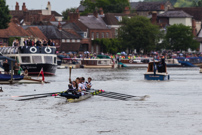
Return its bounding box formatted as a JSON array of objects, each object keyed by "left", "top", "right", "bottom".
[{"left": 67, "top": 92, "right": 92, "bottom": 103}]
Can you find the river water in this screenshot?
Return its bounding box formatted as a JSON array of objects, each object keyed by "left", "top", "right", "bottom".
[{"left": 1, "top": 67, "right": 202, "bottom": 135}]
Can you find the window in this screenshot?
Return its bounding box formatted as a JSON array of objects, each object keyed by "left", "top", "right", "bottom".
[
  {"left": 3, "top": 38, "right": 7, "bottom": 43},
  {"left": 115, "top": 16, "right": 122, "bottom": 22},
  {"left": 96, "top": 33, "right": 99, "bottom": 38},
  {"left": 106, "top": 33, "right": 109, "bottom": 38},
  {"left": 102, "top": 33, "right": 104, "bottom": 38},
  {"left": 91, "top": 32, "right": 94, "bottom": 40},
  {"left": 77, "top": 39, "right": 80, "bottom": 42},
  {"left": 44, "top": 56, "right": 53, "bottom": 64},
  {"left": 32, "top": 56, "right": 42, "bottom": 63},
  {"left": 72, "top": 39, "right": 75, "bottom": 42},
  {"left": 21, "top": 56, "right": 30, "bottom": 63},
  {"left": 54, "top": 57, "right": 56, "bottom": 64},
  {"left": 66, "top": 39, "right": 70, "bottom": 42},
  {"left": 115, "top": 29, "right": 118, "bottom": 37},
  {"left": 62, "top": 39, "right": 65, "bottom": 42},
  {"left": 84, "top": 32, "right": 87, "bottom": 38}
]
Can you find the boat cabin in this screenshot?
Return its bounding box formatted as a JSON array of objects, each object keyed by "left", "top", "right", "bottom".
[
  {"left": 147, "top": 62, "right": 167, "bottom": 73},
  {"left": 81, "top": 59, "right": 116, "bottom": 68}
]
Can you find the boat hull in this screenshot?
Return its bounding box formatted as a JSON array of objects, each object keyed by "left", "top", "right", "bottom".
[
  {"left": 21, "top": 63, "right": 57, "bottom": 75},
  {"left": 144, "top": 73, "right": 170, "bottom": 81},
  {"left": 0, "top": 74, "right": 24, "bottom": 81}
]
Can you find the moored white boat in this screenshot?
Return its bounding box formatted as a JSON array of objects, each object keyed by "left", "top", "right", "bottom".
[
  {"left": 81, "top": 59, "right": 117, "bottom": 68},
  {"left": 165, "top": 59, "right": 181, "bottom": 67},
  {"left": 200, "top": 67, "right": 202, "bottom": 73}
]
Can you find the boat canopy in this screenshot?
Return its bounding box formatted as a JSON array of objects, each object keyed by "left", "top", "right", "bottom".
[
  {"left": 0, "top": 56, "right": 16, "bottom": 70},
  {"left": 97, "top": 55, "right": 111, "bottom": 59}
]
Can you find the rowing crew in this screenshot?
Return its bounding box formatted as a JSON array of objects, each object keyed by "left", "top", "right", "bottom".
[{"left": 60, "top": 77, "right": 92, "bottom": 99}]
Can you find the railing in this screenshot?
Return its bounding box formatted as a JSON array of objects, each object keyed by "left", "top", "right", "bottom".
[{"left": 0, "top": 46, "right": 56, "bottom": 54}]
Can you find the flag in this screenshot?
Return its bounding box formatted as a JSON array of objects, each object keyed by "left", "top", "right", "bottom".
[{"left": 40, "top": 68, "right": 44, "bottom": 81}]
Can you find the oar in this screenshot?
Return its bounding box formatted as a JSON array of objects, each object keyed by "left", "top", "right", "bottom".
[
  {"left": 97, "top": 92, "right": 134, "bottom": 99},
  {"left": 17, "top": 95, "right": 50, "bottom": 101},
  {"left": 96, "top": 94, "right": 127, "bottom": 100},
  {"left": 11, "top": 91, "right": 65, "bottom": 98},
  {"left": 69, "top": 67, "right": 72, "bottom": 83}
]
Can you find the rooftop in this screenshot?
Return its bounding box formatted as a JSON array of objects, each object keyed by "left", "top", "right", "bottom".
[{"left": 157, "top": 10, "right": 193, "bottom": 18}]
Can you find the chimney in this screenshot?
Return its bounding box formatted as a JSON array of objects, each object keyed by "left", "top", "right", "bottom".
[
  {"left": 160, "top": 4, "right": 165, "bottom": 10},
  {"left": 58, "top": 22, "right": 62, "bottom": 31},
  {"left": 192, "top": 19, "right": 196, "bottom": 36},
  {"left": 69, "top": 12, "right": 80, "bottom": 22},
  {"left": 124, "top": 7, "right": 130, "bottom": 14},
  {"left": 38, "top": 13, "right": 42, "bottom": 22},
  {"left": 22, "top": 2, "right": 26, "bottom": 11},
  {"left": 93, "top": 10, "right": 98, "bottom": 18},
  {"left": 76, "top": 8, "right": 79, "bottom": 13},
  {"left": 98, "top": 8, "right": 104, "bottom": 15},
  {"left": 151, "top": 11, "right": 157, "bottom": 24},
  {"left": 15, "top": 2, "right": 19, "bottom": 11}
]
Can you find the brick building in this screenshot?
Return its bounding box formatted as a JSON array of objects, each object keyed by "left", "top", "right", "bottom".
[
  {"left": 66, "top": 10, "right": 113, "bottom": 53},
  {"left": 10, "top": 2, "right": 62, "bottom": 25}
]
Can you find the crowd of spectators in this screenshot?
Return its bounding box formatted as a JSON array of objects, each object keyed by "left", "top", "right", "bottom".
[{"left": 12, "top": 38, "right": 55, "bottom": 47}]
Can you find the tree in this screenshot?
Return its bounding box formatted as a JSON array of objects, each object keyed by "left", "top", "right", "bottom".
[
  {"left": 174, "top": 0, "right": 193, "bottom": 7},
  {"left": 118, "top": 16, "right": 163, "bottom": 53},
  {"left": 165, "top": 24, "right": 199, "bottom": 51},
  {"left": 62, "top": 7, "right": 77, "bottom": 21},
  {"left": 0, "top": 0, "right": 11, "bottom": 29},
  {"left": 92, "top": 38, "right": 123, "bottom": 54},
  {"left": 81, "top": 0, "right": 129, "bottom": 13},
  {"left": 192, "top": 0, "right": 202, "bottom": 7}
]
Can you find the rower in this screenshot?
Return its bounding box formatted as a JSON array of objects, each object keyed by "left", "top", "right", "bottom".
[
  {"left": 78, "top": 77, "right": 86, "bottom": 91},
  {"left": 60, "top": 81, "right": 80, "bottom": 99},
  {"left": 86, "top": 77, "right": 92, "bottom": 90}
]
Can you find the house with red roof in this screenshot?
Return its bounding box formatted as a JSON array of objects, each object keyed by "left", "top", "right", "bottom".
[{"left": 0, "top": 22, "right": 30, "bottom": 46}]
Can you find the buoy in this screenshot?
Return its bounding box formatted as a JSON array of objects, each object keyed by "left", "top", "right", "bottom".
[{"left": 0, "top": 87, "right": 3, "bottom": 92}]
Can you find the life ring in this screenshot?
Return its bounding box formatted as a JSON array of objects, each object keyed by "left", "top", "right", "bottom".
[
  {"left": 44, "top": 47, "right": 52, "bottom": 54},
  {"left": 30, "top": 47, "right": 37, "bottom": 53},
  {"left": 129, "top": 59, "right": 133, "bottom": 63}
]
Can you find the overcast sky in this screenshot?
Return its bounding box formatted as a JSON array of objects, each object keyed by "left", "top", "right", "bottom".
[{"left": 6, "top": 0, "right": 139, "bottom": 14}]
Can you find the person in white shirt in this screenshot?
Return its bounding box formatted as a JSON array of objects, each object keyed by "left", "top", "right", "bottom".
[{"left": 86, "top": 77, "right": 92, "bottom": 90}]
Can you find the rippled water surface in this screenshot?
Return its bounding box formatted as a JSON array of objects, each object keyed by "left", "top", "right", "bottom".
[{"left": 1, "top": 67, "right": 202, "bottom": 135}]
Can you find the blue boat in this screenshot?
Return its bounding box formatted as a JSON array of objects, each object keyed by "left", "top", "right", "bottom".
[
  {"left": 0, "top": 74, "right": 24, "bottom": 81},
  {"left": 175, "top": 57, "right": 197, "bottom": 67},
  {"left": 144, "top": 61, "right": 170, "bottom": 81}
]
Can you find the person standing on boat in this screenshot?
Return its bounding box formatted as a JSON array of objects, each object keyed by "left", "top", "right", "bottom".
[
  {"left": 3, "top": 59, "right": 9, "bottom": 74},
  {"left": 43, "top": 39, "right": 48, "bottom": 46},
  {"left": 23, "top": 39, "right": 28, "bottom": 46},
  {"left": 13, "top": 62, "right": 19, "bottom": 75},
  {"left": 12, "top": 39, "right": 19, "bottom": 47},
  {"left": 27, "top": 38, "right": 32, "bottom": 46},
  {"left": 36, "top": 39, "right": 41, "bottom": 46}
]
